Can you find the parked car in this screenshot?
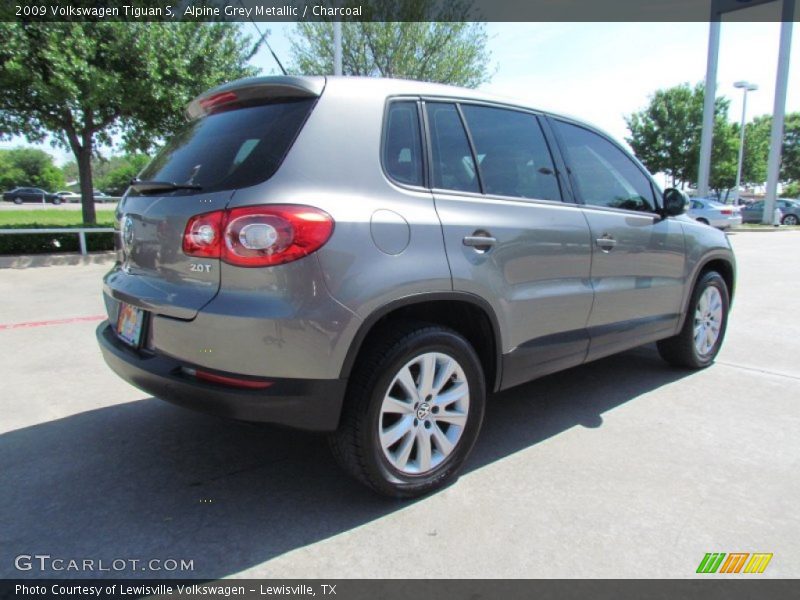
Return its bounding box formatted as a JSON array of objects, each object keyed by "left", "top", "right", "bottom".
[
  {"left": 97, "top": 76, "right": 736, "bottom": 497},
  {"left": 93, "top": 189, "right": 116, "bottom": 203},
  {"left": 687, "top": 197, "right": 742, "bottom": 229},
  {"left": 55, "top": 190, "right": 81, "bottom": 203},
  {"left": 741, "top": 199, "right": 800, "bottom": 225},
  {"left": 2, "top": 187, "right": 63, "bottom": 205}
]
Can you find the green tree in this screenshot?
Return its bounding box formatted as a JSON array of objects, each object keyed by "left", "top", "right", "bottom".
[
  {"left": 779, "top": 112, "right": 800, "bottom": 183},
  {"left": 290, "top": 1, "right": 491, "bottom": 88},
  {"left": 0, "top": 21, "right": 258, "bottom": 223},
  {"left": 709, "top": 120, "right": 739, "bottom": 195},
  {"left": 0, "top": 147, "right": 64, "bottom": 191},
  {"left": 783, "top": 181, "right": 800, "bottom": 198},
  {"left": 737, "top": 112, "right": 800, "bottom": 185},
  {"left": 96, "top": 154, "right": 151, "bottom": 196},
  {"left": 740, "top": 115, "right": 771, "bottom": 185},
  {"left": 625, "top": 82, "right": 738, "bottom": 191}
]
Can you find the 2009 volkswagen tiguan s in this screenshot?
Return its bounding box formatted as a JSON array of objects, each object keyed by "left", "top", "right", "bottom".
[{"left": 98, "top": 76, "right": 735, "bottom": 497}]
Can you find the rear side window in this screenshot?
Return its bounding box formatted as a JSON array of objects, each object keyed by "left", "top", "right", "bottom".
[
  {"left": 460, "top": 105, "right": 561, "bottom": 201},
  {"left": 553, "top": 120, "right": 656, "bottom": 212},
  {"left": 133, "top": 98, "right": 315, "bottom": 195},
  {"left": 426, "top": 103, "right": 479, "bottom": 193},
  {"left": 383, "top": 102, "right": 424, "bottom": 186}
]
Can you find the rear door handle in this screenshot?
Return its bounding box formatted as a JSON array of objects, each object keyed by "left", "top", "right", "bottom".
[
  {"left": 463, "top": 234, "right": 497, "bottom": 252},
  {"left": 595, "top": 236, "right": 617, "bottom": 251}
]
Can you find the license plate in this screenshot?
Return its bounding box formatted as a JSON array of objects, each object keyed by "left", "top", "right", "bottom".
[{"left": 116, "top": 303, "right": 145, "bottom": 348}]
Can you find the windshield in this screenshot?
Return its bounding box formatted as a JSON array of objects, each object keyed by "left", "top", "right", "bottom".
[{"left": 131, "top": 98, "right": 315, "bottom": 196}]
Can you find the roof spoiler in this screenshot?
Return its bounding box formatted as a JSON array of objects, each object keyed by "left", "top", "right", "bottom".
[{"left": 186, "top": 76, "right": 326, "bottom": 120}]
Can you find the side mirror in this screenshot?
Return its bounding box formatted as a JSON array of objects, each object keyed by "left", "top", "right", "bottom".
[{"left": 662, "top": 188, "right": 687, "bottom": 217}]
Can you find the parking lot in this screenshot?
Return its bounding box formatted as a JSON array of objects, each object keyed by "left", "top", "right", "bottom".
[{"left": 1, "top": 231, "right": 798, "bottom": 579}]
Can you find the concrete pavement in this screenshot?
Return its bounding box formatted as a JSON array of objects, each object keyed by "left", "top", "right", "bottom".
[{"left": 1, "top": 232, "right": 798, "bottom": 579}]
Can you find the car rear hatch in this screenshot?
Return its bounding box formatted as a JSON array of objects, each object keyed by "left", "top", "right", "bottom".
[{"left": 105, "top": 76, "right": 325, "bottom": 320}]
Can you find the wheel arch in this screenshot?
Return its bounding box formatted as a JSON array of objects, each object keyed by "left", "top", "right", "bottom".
[
  {"left": 339, "top": 293, "right": 503, "bottom": 393},
  {"left": 676, "top": 253, "right": 736, "bottom": 331}
]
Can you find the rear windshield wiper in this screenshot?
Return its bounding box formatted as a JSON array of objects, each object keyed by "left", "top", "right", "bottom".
[{"left": 129, "top": 179, "right": 202, "bottom": 193}]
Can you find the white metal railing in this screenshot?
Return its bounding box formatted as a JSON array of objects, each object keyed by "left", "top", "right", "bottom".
[{"left": 0, "top": 227, "right": 114, "bottom": 255}]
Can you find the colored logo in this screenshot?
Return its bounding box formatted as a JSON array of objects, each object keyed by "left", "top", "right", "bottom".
[{"left": 696, "top": 552, "right": 773, "bottom": 574}]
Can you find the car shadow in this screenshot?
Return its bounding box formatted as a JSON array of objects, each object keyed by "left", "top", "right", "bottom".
[{"left": 0, "top": 344, "right": 693, "bottom": 579}]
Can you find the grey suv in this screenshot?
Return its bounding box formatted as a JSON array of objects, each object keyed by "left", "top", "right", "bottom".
[{"left": 97, "top": 76, "right": 735, "bottom": 497}]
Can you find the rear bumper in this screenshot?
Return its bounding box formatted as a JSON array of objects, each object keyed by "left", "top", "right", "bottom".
[
  {"left": 97, "top": 322, "right": 346, "bottom": 431},
  {"left": 711, "top": 215, "right": 743, "bottom": 229}
]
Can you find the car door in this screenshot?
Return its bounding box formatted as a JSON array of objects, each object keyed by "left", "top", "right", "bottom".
[
  {"left": 742, "top": 201, "right": 763, "bottom": 223},
  {"left": 426, "top": 101, "right": 593, "bottom": 389},
  {"left": 549, "top": 118, "right": 686, "bottom": 362}
]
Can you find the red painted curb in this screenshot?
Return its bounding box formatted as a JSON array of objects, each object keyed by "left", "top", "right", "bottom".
[{"left": 0, "top": 315, "right": 106, "bottom": 330}]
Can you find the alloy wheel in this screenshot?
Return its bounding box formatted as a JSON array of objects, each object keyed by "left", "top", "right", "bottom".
[
  {"left": 378, "top": 352, "right": 469, "bottom": 475},
  {"left": 694, "top": 286, "right": 723, "bottom": 356}
]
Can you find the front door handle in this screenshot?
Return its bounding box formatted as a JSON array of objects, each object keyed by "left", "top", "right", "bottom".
[
  {"left": 595, "top": 236, "right": 617, "bottom": 251},
  {"left": 463, "top": 233, "right": 497, "bottom": 252}
]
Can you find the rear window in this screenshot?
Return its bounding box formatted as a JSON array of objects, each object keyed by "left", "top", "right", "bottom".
[
  {"left": 132, "top": 98, "right": 315, "bottom": 195},
  {"left": 383, "top": 101, "right": 424, "bottom": 186}
]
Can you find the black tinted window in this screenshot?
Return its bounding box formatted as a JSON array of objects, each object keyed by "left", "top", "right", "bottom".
[
  {"left": 461, "top": 105, "right": 560, "bottom": 201},
  {"left": 426, "top": 103, "right": 479, "bottom": 193},
  {"left": 133, "top": 98, "right": 315, "bottom": 195},
  {"left": 383, "top": 102, "right": 423, "bottom": 186},
  {"left": 554, "top": 120, "right": 655, "bottom": 212}
]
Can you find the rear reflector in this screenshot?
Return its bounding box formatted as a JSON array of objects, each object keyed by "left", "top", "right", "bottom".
[{"left": 183, "top": 367, "right": 273, "bottom": 390}]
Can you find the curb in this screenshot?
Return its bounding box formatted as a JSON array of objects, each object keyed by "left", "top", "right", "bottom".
[
  {"left": 0, "top": 251, "right": 116, "bottom": 269},
  {"left": 728, "top": 227, "right": 800, "bottom": 233}
]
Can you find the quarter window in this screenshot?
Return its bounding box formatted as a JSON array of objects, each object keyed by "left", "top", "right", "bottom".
[
  {"left": 554, "top": 120, "right": 656, "bottom": 212},
  {"left": 426, "top": 103, "right": 479, "bottom": 193},
  {"left": 460, "top": 105, "right": 560, "bottom": 201},
  {"left": 383, "top": 102, "right": 424, "bottom": 186}
]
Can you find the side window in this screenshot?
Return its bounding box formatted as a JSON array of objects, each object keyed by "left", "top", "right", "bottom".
[
  {"left": 460, "top": 105, "right": 561, "bottom": 201},
  {"left": 554, "top": 120, "right": 656, "bottom": 212},
  {"left": 691, "top": 201, "right": 703, "bottom": 210},
  {"left": 383, "top": 101, "right": 423, "bottom": 186},
  {"left": 425, "top": 103, "right": 479, "bottom": 193}
]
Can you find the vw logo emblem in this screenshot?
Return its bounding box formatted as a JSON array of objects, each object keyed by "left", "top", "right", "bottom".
[
  {"left": 416, "top": 402, "right": 432, "bottom": 420},
  {"left": 122, "top": 215, "right": 134, "bottom": 255}
]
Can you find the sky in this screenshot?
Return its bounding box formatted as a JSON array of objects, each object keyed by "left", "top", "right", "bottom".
[{"left": 3, "top": 18, "right": 799, "bottom": 180}]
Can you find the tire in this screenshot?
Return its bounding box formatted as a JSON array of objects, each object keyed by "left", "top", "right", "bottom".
[
  {"left": 782, "top": 214, "right": 799, "bottom": 226},
  {"left": 696, "top": 218, "right": 709, "bottom": 225},
  {"left": 330, "top": 321, "right": 486, "bottom": 498},
  {"left": 13, "top": 197, "right": 23, "bottom": 205},
  {"left": 52, "top": 197, "right": 61, "bottom": 205},
  {"left": 657, "top": 271, "right": 730, "bottom": 369}
]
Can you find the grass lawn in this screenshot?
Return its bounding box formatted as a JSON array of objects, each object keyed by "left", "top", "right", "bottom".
[{"left": 0, "top": 210, "right": 115, "bottom": 227}]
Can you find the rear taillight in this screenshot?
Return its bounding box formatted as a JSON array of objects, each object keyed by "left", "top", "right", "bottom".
[
  {"left": 183, "top": 210, "right": 225, "bottom": 258},
  {"left": 720, "top": 209, "right": 732, "bottom": 215},
  {"left": 182, "top": 204, "right": 334, "bottom": 267}
]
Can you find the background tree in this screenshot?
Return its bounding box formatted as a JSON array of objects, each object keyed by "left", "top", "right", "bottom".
[
  {"left": 290, "top": 1, "right": 491, "bottom": 88},
  {"left": 0, "top": 148, "right": 64, "bottom": 191},
  {"left": 740, "top": 115, "right": 771, "bottom": 185},
  {"left": 625, "top": 82, "right": 738, "bottom": 192},
  {"left": 0, "top": 22, "right": 258, "bottom": 224},
  {"left": 62, "top": 153, "right": 151, "bottom": 196},
  {"left": 779, "top": 112, "right": 800, "bottom": 183},
  {"left": 783, "top": 181, "right": 800, "bottom": 198}
]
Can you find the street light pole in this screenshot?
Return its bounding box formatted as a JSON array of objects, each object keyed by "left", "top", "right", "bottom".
[{"left": 732, "top": 81, "right": 758, "bottom": 205}]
